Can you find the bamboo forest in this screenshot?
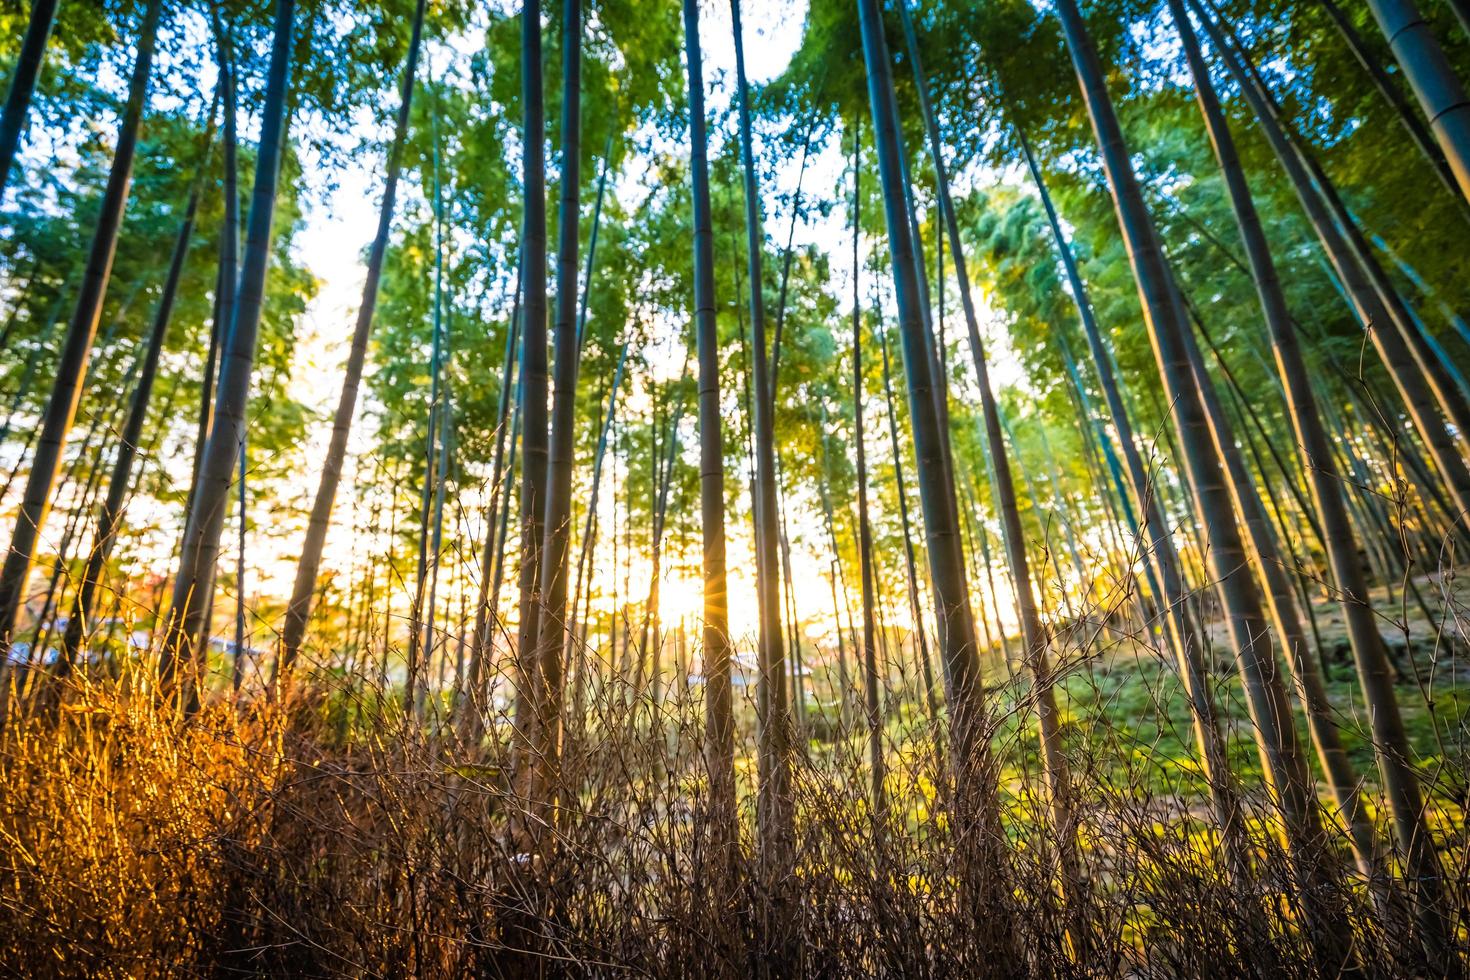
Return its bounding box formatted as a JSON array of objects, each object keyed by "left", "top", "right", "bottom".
[{"left": 3, "top": 0, "right": 1470, "bottom": 973}]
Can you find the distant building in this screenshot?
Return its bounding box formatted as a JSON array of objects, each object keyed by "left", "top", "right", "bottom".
[{"left": 687, "top": 651, "right": 810, "bottom": 689}]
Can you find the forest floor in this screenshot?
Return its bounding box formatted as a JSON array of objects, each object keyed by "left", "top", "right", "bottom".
[
  {"left": 976, "top": 568, "right": 1470, "bottom": 830},
  {"left": 0, "top": 571, "right": 1465, "bottom": 975},
  {"left": 820, "top": 568, "right": 1470, "bottom": 841}
]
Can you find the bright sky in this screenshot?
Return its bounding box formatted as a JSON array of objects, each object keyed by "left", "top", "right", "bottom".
[
  {"left": 10, "top": 0, "right": 1035, "bottom": 660},
  {"left": 274, "top": 0, "right": 822, "bottom": 656},
  {"left": 267, "top": 0, "right": 1039, "bottom": 663}
]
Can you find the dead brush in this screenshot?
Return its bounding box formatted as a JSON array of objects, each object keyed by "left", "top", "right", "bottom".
[{"left": 0, "top": 624, "right": 1463, "bottom": 979}]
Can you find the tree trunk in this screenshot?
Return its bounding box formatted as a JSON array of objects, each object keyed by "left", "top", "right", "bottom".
[
  {"left": 406, "top": 96, "right": 452, "bottom": 717},
  {"left": 877, "top": 330, "right": 937, "bottom": 722},
  {"left": 814, "top": 401, "right": 855, "bottom": 721},
  {"left": 509, "top": 0, "right": 550, "bottom": 799},
  {"left": 898, "top": 0, "right": 1083, "bottom": 919},
  {"left": 1056, "top": 0, "right": 1347, "bottom": 964},
  {"left": 776, "top": 484, "right": 806, "bottom": 733},
  {"left": 855, "top": 0, "right": 1013, "bottom": 943},
  {"left": 159, "top": 0, "right": 296, "bottom": 689},
  {"left": 521, "top": 0, "right": 584, "bottom": 830},
  {"left": 1372, "top": 231, "right": 1470, "bottom": 354},
  {"left": 1296, "top": 139, "right": 1470, "bottom": 445},
  {"left": 1055, "top": 333, "right": 1157, "bottom": 608},
  {"left": 850, "top": 125, "right": 884, "bottom": 812},
  {"left": 60, "top": 93, "right": 219, "bottom": 666},
  {"left": 0, "top": 0, "right": 165, "bottom": 663},
  {"left": 1175, "top": 0, "right": 1446, "bottom": 954},
  {"left": 563, "top": 341, "right": 628, "bottom": 737},
  {"left": 0, "top": 295, "right": 64, "bottom": 461},
  {"left": 0, "top": 0, "right": 59, "bottom": 199},
  {"left": 185, "top": 13, "right": 241, "bottom": 540},
  {"left": 556, "top": 148, "right": 614, "bottom": 739},
  {"left": 1397, "top": 293, "right": 1470, "bottom": 405},
  {"left": 416, "top": 383, "right": 452, "bottom": 715},
  {"left": 768, "top": 113, "right": 817, "bottom": 404},
  {"left": 1034, "top": 421, "right": 1089, "bottom": 606},
  {"left": 684, "top": 0, "right": 735, "bottom": 854},
  {"left": 825, "top": 563, "right": 852, "bottom": 722},
  {"left": 278, "top": 0, "right": 427, "bottom": 674},
  {"left": 730, "top": 0, "right": 793, "bottom": 877},
  {"left": 1362, "top": 0, "right": 1470, "bottom": 203},
  {"left": 1315, "top": 0, "right": 1470, "bottom": 220},
  {"left": 29, "top": 404, "right": 120, "bottom": 679},
  {"left": 633, "top": 372, "right": 687, "bottom": 723},
  {"left": 487, "top": 376, "right": 524, "bottom": 678},
  {"left": 465, "top": 275, "right": 521, "bottom": 728},
  {"left": 1195, "top": 1, "right": 1470, "bottom": 536},
  {"left": 233, "top": 436, "right": 247, "bottom": 685}
]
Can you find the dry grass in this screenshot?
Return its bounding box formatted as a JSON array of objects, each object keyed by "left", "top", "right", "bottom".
[{"left": 0, "top": 602, "right": 1465, "bottom": 977}]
